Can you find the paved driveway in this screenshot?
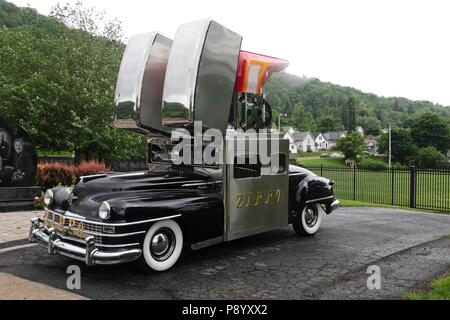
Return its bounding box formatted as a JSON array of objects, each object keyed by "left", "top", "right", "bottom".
[{"left": 0, "top": 207, "right": 449, "bottom": 299}]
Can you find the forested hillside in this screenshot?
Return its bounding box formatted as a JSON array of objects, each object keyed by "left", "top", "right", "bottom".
[
  {"left": 1, "top": 0, "right": 449, "bottom": 160},
  {"left": 265, "top": 73, "right": 450, "bottom": 135}
]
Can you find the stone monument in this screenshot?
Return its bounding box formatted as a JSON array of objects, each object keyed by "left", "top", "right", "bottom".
[{"left": 0, "top": 115, "right": 40, "bottom": 211}]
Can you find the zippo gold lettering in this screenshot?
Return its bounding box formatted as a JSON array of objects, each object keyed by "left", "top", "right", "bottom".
[
  {"left": 235, "top": 189, "right": 282, "bottom": 209},
  {"left": 276, "top": 189, "right": 281, "bottom": 202},
  {"left": 245, "top": 194, "right": 251, "bottom": 208},
  {"left": 254, "top": 192, "right": 264, "bottom": 207},
  {"left": 265, "top": 191, "right": 274, "bottom": 204},
  {"left": 236, "top": 195, "right": 245, "bottom": 208}
]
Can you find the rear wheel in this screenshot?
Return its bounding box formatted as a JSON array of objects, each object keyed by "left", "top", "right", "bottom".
[
  {"left": 139, "top": 219, "right": 183, "bottom": 272},
  {"left": 293, "top": 203, "right": 322, "bottom": 236}
]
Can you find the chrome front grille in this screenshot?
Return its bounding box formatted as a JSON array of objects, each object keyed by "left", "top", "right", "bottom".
[{"left": 44, "top": 211, "right": 103, "bottom": 244}]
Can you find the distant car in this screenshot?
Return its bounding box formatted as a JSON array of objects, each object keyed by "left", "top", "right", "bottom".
[
  {"left": 320, "top": 153, "right": 331, "bottom": 158},
  {"left": 330, "top": 152, "right": 343, "bottom": 158}
]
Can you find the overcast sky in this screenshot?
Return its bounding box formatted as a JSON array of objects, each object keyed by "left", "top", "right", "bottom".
[{"left": 9, "top": 0, "right": 450, "bottom": 106}]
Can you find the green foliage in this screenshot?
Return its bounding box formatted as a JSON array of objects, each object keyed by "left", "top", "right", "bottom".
[
  {"left": 410, "top": 113, "right": 450, "bottom": 154},
  {"left": 378, "top": 128, "right": 416, "bottom": 165},
  {"left": 357, "top": 116, "right": 382, "bottom": 135},
  {"left": 265, "top": 73, "right": 450, "bottom": 132},
  {"left": 413, "top": 146, "right": 449, "bottom": 169},
  {"left": 357, "top": 158, "right": 388, "bottom": 170},
  {"left": 336, "top": 132, "right": 365, "bottom": 161},
  {"left": 285, "top": 103, "right": 315, "bottom": 131},
  {"left": 315, "top": 115, "right": 344, "bottom": 133},
  {"left": 0, "top": 0, "right": 55, "bottom": 29},
  {"left": 0, "top": 0, "right": 145, "bottom": 161}
]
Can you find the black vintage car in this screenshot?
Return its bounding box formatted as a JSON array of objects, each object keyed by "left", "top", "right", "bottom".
[{"left": 29, "top": 19, "right": 339, "bottom": 272}]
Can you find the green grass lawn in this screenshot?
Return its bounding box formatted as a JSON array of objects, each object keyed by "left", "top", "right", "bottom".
[
  {"left": 339, "top": 199, "right": 441, "bottom": 213},
  {"left": 296, "top": 157, "right": 345, "bottom": 167},
  {"left": 295, "top": 151, "right": 323, "bottom": 158},
  {"left": 404, "top": 273, "right": 450, "bottom": 300},
  {"left": 37, "top": 150, "right": 73, "bottom": 157}
]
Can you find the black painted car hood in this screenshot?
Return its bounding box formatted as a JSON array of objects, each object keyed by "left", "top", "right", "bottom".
[{"left": 66, "top": 167, "right": 222, "bottom": 221}]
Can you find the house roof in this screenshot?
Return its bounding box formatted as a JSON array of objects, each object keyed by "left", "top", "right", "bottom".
[
  {"left": 292, "top": 132, "right": 311, "bottom": 142},
  {"left": 323, "top": 131, "right": 346, "bottom": 142},
  {"left": 280, "top": 127, "right": 294, "bottom": 135}
]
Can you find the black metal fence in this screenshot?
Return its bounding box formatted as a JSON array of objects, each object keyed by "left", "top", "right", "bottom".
[{"left": 305, "top": 165, "right": 450, "bottom": 213}]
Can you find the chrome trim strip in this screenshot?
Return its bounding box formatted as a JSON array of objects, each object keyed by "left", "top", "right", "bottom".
[
  {"left": 305, "top": 195, "right": 334, "bottom": 204},
  {"left": 79, "top": 173, "right": 107, "bottom": 181},
  {"left": 64, "top": 211, "right": 86, "bottom": 220},
  {"left": 97, "top": 243, "right": 141, "bottom": 248},
  {"left": 43, "top": 226, "right": 146, "bottom": 238},
  {"left": 110, "top": 172, "right": 146, "bottom": 179},
  {"left": 45, "top": 208, "right": 181, "bottom": 227},
  {"left": 181, "top": 181, "right": 223, "bottom": 187}
]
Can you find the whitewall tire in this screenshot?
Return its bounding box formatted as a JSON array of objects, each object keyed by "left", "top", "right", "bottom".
[
  {"left": 140, "top": 219, "right": 183, "bottom": 272},
  {"left": 293, "top": 203, "right": 323, "bottom": 236}
]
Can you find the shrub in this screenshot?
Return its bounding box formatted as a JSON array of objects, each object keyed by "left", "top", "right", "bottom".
[
  {"left": 35, "top": 162, "right": 76, "bottom": 190},
  {"left": 74, "top": 161, "right": 111, "bottom": 177},
  {"left": 357, "top": 158, "right": 388, "bottom": 170},
  {"left": 35, "top": 161, "right": 112, "bottom": 189},
  {"left": 413, "top": 147, "right": 449, "bottom": 169}
]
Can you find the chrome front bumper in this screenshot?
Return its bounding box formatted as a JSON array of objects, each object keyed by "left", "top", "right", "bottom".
[
  {"left": 29, "top": 217, "right": 142, "bottom": 266},
  {"left": 325, "top": 199, "right": 340, "bottom": 214}
]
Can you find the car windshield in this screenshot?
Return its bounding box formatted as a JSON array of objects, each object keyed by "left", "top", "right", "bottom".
[{"left": 149, "top": 142, "right": 219, "bottom": 168}]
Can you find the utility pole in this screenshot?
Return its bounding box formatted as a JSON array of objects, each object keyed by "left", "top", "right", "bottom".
[
  {"left": 278, "top": 113, "right": 286, "bottom": 132},
  {"left": 388, "top": 124, "right": 392, "bottom": 169}
]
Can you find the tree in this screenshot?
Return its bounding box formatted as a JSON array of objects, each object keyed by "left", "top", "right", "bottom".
[
  {"left": 315, "top": 115, "right": 344, "bottom": 133},
  {"left": 378, "top": 128, "right": 416, "bottom": 165},
  {"left": 336, "top": 132, "right": 365, "bottom": 161},
  {"left": 410, "top": 113, "right": 450, "bottom": 154},
  {"left": 414, "top": 146, "right": 449, "bottom": 169},
  {"left": 343, "top": 96, "right": 357, "bottom": 131},
  {"left": 357, "top": 116, "right": 381, "bottom": 136},
  {"left": 286, "top": 103, "right": 316, "bottom": 131},
  {"left": 0, "top": 1, "right": 146, "bottom": 161}
]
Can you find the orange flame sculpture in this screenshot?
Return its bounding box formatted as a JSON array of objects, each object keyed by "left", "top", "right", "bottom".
[{"left": 234, "top": 50, "right": 289, "bottom": 94}]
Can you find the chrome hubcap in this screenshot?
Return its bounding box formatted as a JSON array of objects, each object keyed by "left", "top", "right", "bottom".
[
  {"left": 150, "top": 228, "right": 176, "bottom": 261},
  {"left": 151, "top": 233, "right": 170, "bottom": 255},
  {"left": 304, "top": 206, "right": 318, "bottom": 228}
]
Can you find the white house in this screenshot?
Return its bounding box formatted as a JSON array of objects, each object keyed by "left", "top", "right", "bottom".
[
  {"left": 314, "top": 132, "right": 329, "bottom": 150},
  {"left": 282, "top": 128, "right": 298, "bottom": 153},
  {"left": 282, "top": 128, "right": 316, "bottom": 153},
  {"left": 294, "top": 132, "right": 316, "bottom": 152},
  {"left": 322, "top": 131, "right": 347, "bottom": 149}
]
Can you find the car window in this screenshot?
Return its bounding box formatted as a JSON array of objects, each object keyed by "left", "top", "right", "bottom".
[
  {"left": 233, "top": 155, "right": 261, "bottom": 179},
  {"left": 272, "top": 153, "right": 286, "bottom": 174}
]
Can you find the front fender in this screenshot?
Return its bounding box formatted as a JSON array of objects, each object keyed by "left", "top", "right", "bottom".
[{"left": 295, "top": 175, "right": 334, "bottom": 206}]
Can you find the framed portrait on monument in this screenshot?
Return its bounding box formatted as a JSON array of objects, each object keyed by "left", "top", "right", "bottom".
[{"left": 0, "top": 116, "right": 37, "bottom": 188}]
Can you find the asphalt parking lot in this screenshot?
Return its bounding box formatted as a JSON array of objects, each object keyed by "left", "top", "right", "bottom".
[{"left": 0, "top": 207, "right": 449, "bottom": 300}]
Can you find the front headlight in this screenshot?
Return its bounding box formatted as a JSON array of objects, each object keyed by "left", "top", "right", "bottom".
[
  {"left": 43, "top": 189, "right": 54, "bottom": 206},
  {"left": 98, "top": 201, "right": 111, "bottom": 220}
]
